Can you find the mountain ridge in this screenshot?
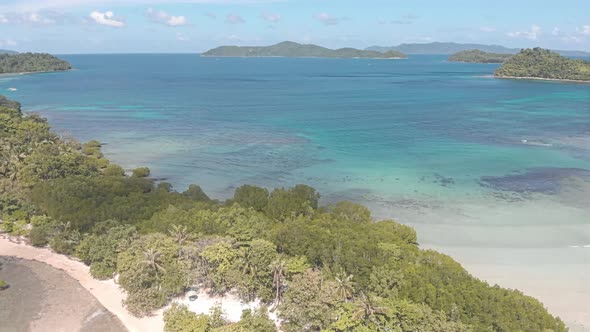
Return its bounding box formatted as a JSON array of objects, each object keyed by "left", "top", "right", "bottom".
[{"left": 202, "top": 41, "right": 407, "bottom": 59}]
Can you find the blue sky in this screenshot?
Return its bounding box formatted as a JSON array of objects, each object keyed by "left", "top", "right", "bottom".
[{"left": 0, "top": 0, "right": 589, "bottom": 53}]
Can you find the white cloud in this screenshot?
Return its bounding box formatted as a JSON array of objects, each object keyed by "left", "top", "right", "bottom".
[
  {"left": 552, "top": 27, "right": 560, "bottom": 36},
  {"left": 146, "top": 8, "right": 188, "bottom": 26},
  {"left": 0, "top": 11, "right": 66, "bottom": 25},
  {"left": 225, "top": 13, "right": 245, "bottom": 24},
  {"left": 579, "top": 25, "right": 590, "bottom": 35},
  {"left": 261, "top": 12, "right": 281, "bottom": 23},
  {"left": 562, "top": 35, "right": 583, "bottom": 44},
  {"left": 507, "top": 25, "right": 541, "bottom": 40},
  {"left": 0, "top": 39, "right": 17, "bottom": 47},
  {"left": 479, "top": 26, "right": 496, "bottom": 32},
  {"left": 176, "top": 32, "right": 188, "bottom": 41},
  {"left": 314, "top": 13, "right": 340, "bottom": 26},
  {"left": 89, "top": 10, "right": 124, "bottom": 27},
  {"left": 0, "top": 0, "right": 283, "bottom": 12}
]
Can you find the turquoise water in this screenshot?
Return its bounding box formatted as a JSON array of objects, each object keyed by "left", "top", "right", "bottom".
[
  {"left": 2, "top": 54, "right": 590, "bottom": 328},
  {"left": 2, "top": 55, "right": 590, "bottom": 200}
]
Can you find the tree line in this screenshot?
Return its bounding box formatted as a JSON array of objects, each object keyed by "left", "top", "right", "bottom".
[{"left": 0, "top": 53, "right": 71, "bottom": 74}]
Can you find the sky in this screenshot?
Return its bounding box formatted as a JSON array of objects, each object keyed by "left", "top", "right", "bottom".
[{"left": 0, "top": 0, "right": 589, "bottom": 54}]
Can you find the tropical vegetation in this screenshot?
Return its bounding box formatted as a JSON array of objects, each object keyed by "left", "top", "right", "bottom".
[
  {"left": 202, "top": 41, "right": 406, "bottom": 59},
  {"left": 0, "top": 53, "right": 71, "bottom": 74},
  {"left": 448, "top": 50, "right": 512, "bottom": 63},
  {"left": 495, "top": 48, "right": 590, "bottom": 81},
  {"left": 0, "top": 96, "right": 567, "bottom": 331}
]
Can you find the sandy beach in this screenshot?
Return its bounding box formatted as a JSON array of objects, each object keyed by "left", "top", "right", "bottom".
[
  {"left": 0, "top": 236, "right": 164, "bottom": 332},
  {"left": 0, "top": 256, "right": 126, "bottom": 332}
]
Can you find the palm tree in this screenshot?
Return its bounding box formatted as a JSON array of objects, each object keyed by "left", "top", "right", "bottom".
[
  {"left": 142, "top": 248, "right": 166, "bottom": 279},
  {"left": 239, "top": 247, "right": 257, "bottom": 276},
  {"left": 270, "top": 257, "right": 287, "bottom": 307},
  {"left": 352, "top": 292, "right": 389, "bottom": 326},
  {"left": 335, "top": 272, "right": 355, "bottom": 302},
  {"left": 168, "top": 224, "right": 189, "bottom": 256}
]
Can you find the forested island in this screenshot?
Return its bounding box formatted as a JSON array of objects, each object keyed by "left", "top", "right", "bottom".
[
  {"left": 366, "top": 42, "right": 590, "bottom": 57},
  {"left": 495, "top": 48, "right": 590, "bottom": 82},
  {"left": 0, "top": 53, "right": 71, "bottom": 74},
  {"left": 202, "top": 41, "right": 407, "bottom": 59},
  {"left": 0, "top": 95, "right": 567, "bottom": 331},
  {"left": 448, "top": 50, "right": 512, "bottom": 63}
]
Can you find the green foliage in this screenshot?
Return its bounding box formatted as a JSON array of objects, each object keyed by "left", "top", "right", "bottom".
[
  {"left": 232, "top": 185, "right": 269, "bottom": 212},
  {"left": 279, "top": 269, "right": 340, "bottom": 331},
  {"left": 495, "top": 47, "right": 590, "bottom": 81},
  {"left": 30, "top": 175, "right": 175, "bottom": 231},
  {"left": 217, "top": 307, "right": 277, "bottom": 332},
  {"left": 266, "top": 184, "right": 319, "bottom": 220},
  {"left": 103, "top": 164, "right": 126, "bottom": 177},
  {"left": 329, "top": 201, "right": 372, "bottom": 223},
  {"left": 0, "top": 279, "right": 8, "bottom": 290},
  {"left": 328, "top": 298, "right": 470, "bottom": 332},
  {"left": 117, "top": 233, "right": 191, "bottom": 316},
  {"left": 183, "top": 184, "right": 211, "bottom": 202},
  {"left": 132, "top": 167, "right": 151, "bottom": 178},
  {"left": 164, "top": 304, "right": 211, "bottom": 332},
  {"left": 0, "top": 95, "right": 21, "bottom": 111},
  {"left": 203, "top": 41, "right": 406, "bottom": 59},
  {"left": 76, "top": 223, "right": 137, "bottom": 279},
  {"left": 0, "top": 53, "right": 71, "bottom": 74},
  {"left": 448, "top": 50, "right": 512, "bottom": 63}
]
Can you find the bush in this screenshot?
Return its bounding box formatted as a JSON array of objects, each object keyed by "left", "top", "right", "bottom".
[
  {"left": 132, "top": 167, "right": 151, "bottom": 178},
  {"left": 104, "top": 164, "right": 125, "bottom": 177},
  {"left": 10, "top": 219, "right": 29, "bottom": 236},
  {"left": 233, "top": 185, "right": 269, "bottom": 212},
  {"left": 125, "top": 287, "right": 168, "bottom": 317},
  {"left": 29, "top": 225, "right": 51, "bottom": 247},
  {"left": 164, "top": 303, "right": 210, "bottom": 332},
  {"left": 183, "top": 184, "right": 210, "bottom": 201},
  {"left": 90, "top": 261, "right": 116, "bottom": 280}
]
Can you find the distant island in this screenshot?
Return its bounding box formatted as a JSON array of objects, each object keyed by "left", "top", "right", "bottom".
[
  {"left": 448, "top": 50, "right": 513, "bottom": 63},
  {"left": 202, "top": 41, "right": 407, "bottom": 59},
  {"left": 0, "top": 49, "right": 18, "bottom": 55},
  {"left": 0, "top": 53, "right": 71, "bottom": 74},
  {"left": 495, "top": 48, "right": 590, "bottom": 82},
  {"left": 366, "top": 42, "right": 590, "bottom": 57}
]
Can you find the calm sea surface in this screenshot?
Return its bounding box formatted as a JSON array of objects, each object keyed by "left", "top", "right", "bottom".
[{"left": 2, "top": 54, "right": 589, "bottom": 328}]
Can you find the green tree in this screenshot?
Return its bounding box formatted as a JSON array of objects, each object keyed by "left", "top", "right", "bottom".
[
  {"left": 232, "top": 185, "right": 269, "bottom": 212},
  {"left": 164, "top": 303, "right": 211, "bottom": 332},
  {"left": 279, "top": 269, "right": 340, "bottom": 331}
]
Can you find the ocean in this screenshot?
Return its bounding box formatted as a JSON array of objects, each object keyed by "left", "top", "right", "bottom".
[{"left": 2, "top": 54, "right": 589, "bottom": 329}]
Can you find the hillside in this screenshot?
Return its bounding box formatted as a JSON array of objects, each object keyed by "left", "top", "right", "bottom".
[
  {"left": 367, "top": 42, "right": 590, "bottom": 57},
  {"left": 202, "top": 41, "right": 407, "bottom": 59},
  {"left": 448, "top": 50, "right": 513, "bottom": 63},
  {"left": 495, "top": 47, "right": 590, "bottom": 81},
  {"left": 0, "top": 53, "right": 71, "bottom": 74}
]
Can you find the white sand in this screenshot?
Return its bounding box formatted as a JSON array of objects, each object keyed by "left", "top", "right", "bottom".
[
  {"left": 174, "top": 290, "right": 279, "bottom": 324},
  {"left": 0, "top": 235, "right": 165, "bottom": 332}
]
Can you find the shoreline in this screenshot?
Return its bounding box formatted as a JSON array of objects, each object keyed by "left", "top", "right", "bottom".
[
  {"left": 495, "top": 75, "right": 590, "bottom": 84},
  {"left": 0, "top": 235, "right": 165, "bottom": 332},
  {"left": 0, "top": 69, "right": 72, "bottom": 78}
]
